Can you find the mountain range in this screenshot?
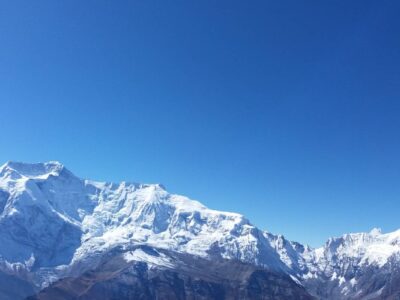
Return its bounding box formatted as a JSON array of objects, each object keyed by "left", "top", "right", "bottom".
[{"left": 0, "top": 161, "right": 398, "bottom": 299}]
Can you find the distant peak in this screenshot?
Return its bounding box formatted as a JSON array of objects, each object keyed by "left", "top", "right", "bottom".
[
  {"left": 155, "top": 183, "right": 166, "bottom": 190},
  {"left": 2, "top": 160, "right": 64, "bottom": 170},
  {"left": 0, "top": 161, "right": 72, "bottom": 179},
  {"left": 369, "top": 227, "right": 382, "bottom": 236}
]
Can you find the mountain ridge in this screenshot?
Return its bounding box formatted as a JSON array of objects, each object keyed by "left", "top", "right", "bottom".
[{"left": 0, "top": 161, "right": 398, "bottom": 299}]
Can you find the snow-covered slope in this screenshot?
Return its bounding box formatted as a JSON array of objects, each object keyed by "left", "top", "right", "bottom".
[
  {"left": 314, "top": 228, "right": 400, "bottom": 269},
  {"left": 0, "top": 161, "right": 399, "bottom": 299},
  {"left": 299, "top": 229, "right": 400, "bottom": 298},
  {"left": 0, "top": 161, "right": 285, "bottom": 285}
]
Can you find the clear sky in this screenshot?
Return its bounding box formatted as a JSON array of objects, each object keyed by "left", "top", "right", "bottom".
[{"left": 1, "top": 1, "right": 399, "bottom": 246}]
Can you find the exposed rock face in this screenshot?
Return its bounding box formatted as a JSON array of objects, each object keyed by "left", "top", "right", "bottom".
[{"left": 28, "top": 246, "right": 313, "bottom": 300}]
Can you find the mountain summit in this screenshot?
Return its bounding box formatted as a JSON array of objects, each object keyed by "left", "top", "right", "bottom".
[
  {"left": 0, "top": 161, "right": 68, "bottom": 179},
  {"left": 0, "top": 161, "right": 398, "bottom": 299}
]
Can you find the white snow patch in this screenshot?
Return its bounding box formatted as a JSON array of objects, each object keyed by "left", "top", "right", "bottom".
[{"left": 123, "top": 248, "right": 174, "bottom": 268}]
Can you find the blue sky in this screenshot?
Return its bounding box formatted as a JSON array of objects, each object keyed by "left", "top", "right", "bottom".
[{"left": 1, "top": 1, "right": 399, "bottom": 246}]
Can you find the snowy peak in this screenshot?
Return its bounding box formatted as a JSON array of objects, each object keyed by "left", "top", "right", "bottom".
[
  {"left": 298, "top": 228, "right": 400, "bottom": 298},
  {"left": 369, "top": 227, "right": 382, "bottom": 236},
  {"left": 0, "top": 161, "right": 71, "bottom": 180},
  {"left": 323, "top": 228, "right": 400, "bottom": 263},
  {"left": 307, "top": 229, "right": 400, "bottom": 277}
]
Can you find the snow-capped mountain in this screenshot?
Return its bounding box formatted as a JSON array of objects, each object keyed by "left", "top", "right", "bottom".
[
  {"left": 0, "top": 161, "right": 399, "bottom": 299},
  {"left": 300, "top": 229, "right": 400, "bottom": 299}
]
